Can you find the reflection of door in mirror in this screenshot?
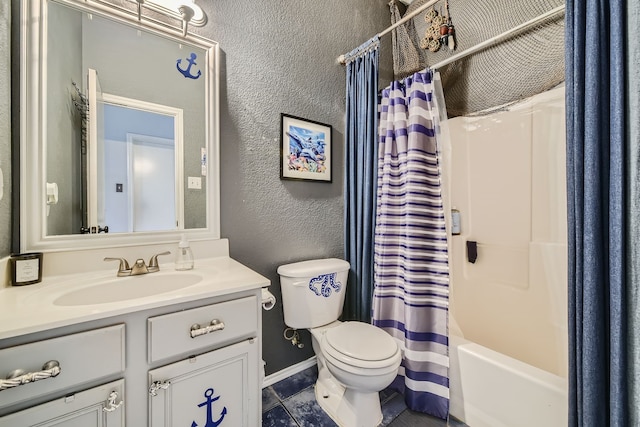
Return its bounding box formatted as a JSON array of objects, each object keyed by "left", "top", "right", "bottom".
[
  {"left": 129, "top": 134, "right": 177, "bottom": 232},
  {"left": 96, "top": 94, "right": 184, "bottom": 234}
]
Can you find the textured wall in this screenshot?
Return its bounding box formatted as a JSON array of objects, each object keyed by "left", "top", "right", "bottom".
[
  {"left": 190, "top": 1, "right": 392, "bottom": 374},
  {"left": 0, "top": 1, "right": 11, "bottom": 258},
  {"left": 5, "top": 0, "right": 392, "bottom": 374}
]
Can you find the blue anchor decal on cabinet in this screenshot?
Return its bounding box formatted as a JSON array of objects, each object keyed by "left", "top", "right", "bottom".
[
  {"left": 177, "top": 53, "right": 202, "bottom": 79},
  {"left": 190, "top": 388, "right": 227, "bottom": 427}
]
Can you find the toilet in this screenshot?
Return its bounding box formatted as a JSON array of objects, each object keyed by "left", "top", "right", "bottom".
[{"left": 278, "top": 258, "right": 401, "bottom": 427}]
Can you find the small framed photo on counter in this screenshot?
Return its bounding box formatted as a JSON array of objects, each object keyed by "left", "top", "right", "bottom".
[{"left": 9, "top": 253, "right": 43, "bottom": 286}]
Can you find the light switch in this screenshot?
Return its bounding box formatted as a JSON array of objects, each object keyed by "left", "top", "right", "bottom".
[{"left": 188, "top": 176, "right": 202, "bottom": 189}]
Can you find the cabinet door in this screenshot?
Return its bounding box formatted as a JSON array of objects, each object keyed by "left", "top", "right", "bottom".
[
  {"left": 149, "top": 339, "right": 258, "bottom": 427},
  {"left": 0, "top": 379, "right": 124, "bottom": 427}
]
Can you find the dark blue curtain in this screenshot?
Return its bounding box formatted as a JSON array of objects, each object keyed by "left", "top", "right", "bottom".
[
  {"left": 566, "top": 1, "right": 627, "bottom": 425},
  {"left": 344, "top": 37, "right": 380, "bottom": 321},
  {"left": 626, "top": 1, "right": 640, "bottom": 425}
]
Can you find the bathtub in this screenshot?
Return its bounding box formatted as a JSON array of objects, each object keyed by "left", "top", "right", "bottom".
[{"left": 448, "top": 332, "right": 568, "bottom": 427}]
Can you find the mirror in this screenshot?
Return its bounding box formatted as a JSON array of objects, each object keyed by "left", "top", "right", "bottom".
[{"left": 21, "top": 0, "right": 220, "bottom": 251}]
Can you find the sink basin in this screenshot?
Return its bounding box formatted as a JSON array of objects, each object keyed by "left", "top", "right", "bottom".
[{"left": 53, "top": 273, "right": 202, "bottom": 306}]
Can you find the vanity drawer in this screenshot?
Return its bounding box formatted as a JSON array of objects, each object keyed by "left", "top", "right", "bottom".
[
  {"left": 147, "top": 296, "right": 258, "bottom": 363},
  {"left": 0, "top": 324, "right": 125, "bottom": 411}
]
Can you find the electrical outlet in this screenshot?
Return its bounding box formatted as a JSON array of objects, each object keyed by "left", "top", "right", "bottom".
[{"left": 188, "top": 176, "right": 202, "bottom": 189}]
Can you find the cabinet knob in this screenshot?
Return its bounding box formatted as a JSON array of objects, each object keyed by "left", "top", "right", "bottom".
[
  {"left": 189, "top": 319, "right": 225, "bottom": 338},
  {"left": 149, "top": 380, "right": 171, "bottom": 396},
  {"left": 0, "top": 360, "right": 61, "bottom": 392},
  {"left": 103, "top": 390, "right": 124, "bottom": 412}
]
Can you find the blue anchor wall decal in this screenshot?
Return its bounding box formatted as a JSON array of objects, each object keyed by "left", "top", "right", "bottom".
[
  {"left": 191, "top": 388, "right": 227, "bottom": 427},
  {"left": 177, "top": 53, "right": 202, "bottom": 79}
]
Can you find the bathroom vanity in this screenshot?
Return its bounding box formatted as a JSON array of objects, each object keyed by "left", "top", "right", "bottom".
[
  {"left": 0, "top": 251, "right": 268, "bottom": 426},
  {"left": 3, "top": 0, "right": 266, "bottom": 423}
]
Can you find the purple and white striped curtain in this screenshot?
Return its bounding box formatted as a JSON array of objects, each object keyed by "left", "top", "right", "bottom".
[{"left": 372, "top": 70, "right": 450, "bottom": 419}]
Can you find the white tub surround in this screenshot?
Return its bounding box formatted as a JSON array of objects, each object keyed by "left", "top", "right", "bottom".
[
  {"left": 446, "top": 86, "right": 568, "bottom": 377},
  {"left": 449, "top": 333, "right": 568, "bottom": 427}
]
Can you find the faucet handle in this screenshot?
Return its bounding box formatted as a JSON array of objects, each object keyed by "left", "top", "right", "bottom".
[
  {"left": 104, "top": 257, "right": 131, "bottom": 276},
  {"left": 148, "top": 251, "right": 171, "bottom": 270}
]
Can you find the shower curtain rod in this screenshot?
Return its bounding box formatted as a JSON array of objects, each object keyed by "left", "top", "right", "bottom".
[
  {"left": 337, "top": 0, "right": 440, "bottom": 64},
  {"left": 337, "top": 3, "right": 566, "bottom": 66},
  {"left": 431, "top": 4, "right": 565, "bottom": 70}
]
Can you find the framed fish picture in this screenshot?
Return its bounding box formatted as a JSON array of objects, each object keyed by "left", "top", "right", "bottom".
[{"left": 280, "top": 113, "right": 332, "bottom": 182}]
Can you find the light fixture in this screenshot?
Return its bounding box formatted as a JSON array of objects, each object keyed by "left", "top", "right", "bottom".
[
  {"left": 178, "top": 5, "right": 194, "bottom": 37},
  {"left": 128, "top": 0, "right": 207, "bottom": 36},
  {"left": 135, "top": 0, "right": 144, "bottom": 21}
]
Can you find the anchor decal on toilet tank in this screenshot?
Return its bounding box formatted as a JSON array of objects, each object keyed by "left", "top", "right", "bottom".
[
  {"left": 309, "top": 273, "right": 342, "bottom": 297},
  {"left": 191, "top": 388, "right": 227, "bottom": 427}
]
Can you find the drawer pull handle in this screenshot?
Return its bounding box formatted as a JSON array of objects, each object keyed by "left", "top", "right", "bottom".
[
  {"left": 103, "top": 390, "right": 124, "bottom": 412},
  {"left": 190, "top": 319, "right": 225, "bottom": 338},
  {"left": 149, "top": 380, "right": 171, "bottom": 396},
  {"left": 0, "top": 360, "right": 61, "bottom": 392}
]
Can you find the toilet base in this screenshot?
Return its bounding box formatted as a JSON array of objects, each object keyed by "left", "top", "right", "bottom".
[{"left": 314, "top": 373, "right": 383, "bottom": 427}]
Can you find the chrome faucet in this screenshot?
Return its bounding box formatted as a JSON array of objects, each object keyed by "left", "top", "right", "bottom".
[{"left": 104, "top": 251, "right": 171, "bottom": 277}]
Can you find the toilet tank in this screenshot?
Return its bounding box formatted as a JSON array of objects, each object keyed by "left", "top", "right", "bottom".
[{"left": 278, "top": 258, "right": 350, "bottom": 329}]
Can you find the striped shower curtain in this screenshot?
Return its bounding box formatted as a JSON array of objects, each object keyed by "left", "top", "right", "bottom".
[{"left": 372, "top": 70, "right": 450, "bottom": 419}]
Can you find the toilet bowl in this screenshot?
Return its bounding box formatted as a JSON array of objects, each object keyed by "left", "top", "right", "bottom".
[
  {"left": 278, "top": 259, "right": 401, "bottom": 427},
  {"left": 311, "top": 322, "right": 401, "bottom": 427}
]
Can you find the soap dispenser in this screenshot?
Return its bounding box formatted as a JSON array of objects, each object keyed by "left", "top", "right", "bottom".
[{"left": 175, "top": 234, "right": 194, "bottom": 271}]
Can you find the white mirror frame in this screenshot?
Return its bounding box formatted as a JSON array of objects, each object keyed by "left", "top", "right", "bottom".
[{"left": 20, "top": 0, "right": 220, "bottom": 252}]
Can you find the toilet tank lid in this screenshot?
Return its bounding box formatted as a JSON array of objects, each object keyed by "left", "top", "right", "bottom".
[{"left": 277, "top": 258, "right": 350, "bottom": 278}]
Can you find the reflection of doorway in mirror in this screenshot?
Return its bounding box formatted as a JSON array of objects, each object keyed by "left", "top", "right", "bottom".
[
  {"left": 129, "top": 134, "right": 177, "bottom": 232},
  {"left": 97, "top": 94, "right": 184, "bottom": 233}
]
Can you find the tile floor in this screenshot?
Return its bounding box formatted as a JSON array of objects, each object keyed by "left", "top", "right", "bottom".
[{"left": 262, "top": 365, "right": 467, "bottom": 427}]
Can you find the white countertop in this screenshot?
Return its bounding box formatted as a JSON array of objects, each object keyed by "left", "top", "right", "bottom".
[{"left": 0, "top": 256, "right": 269, "bottom": 340}]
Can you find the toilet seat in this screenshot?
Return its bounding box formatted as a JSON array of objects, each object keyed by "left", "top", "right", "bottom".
[{"left": 321, "top": 322, "right": 400, "bottom": 369}]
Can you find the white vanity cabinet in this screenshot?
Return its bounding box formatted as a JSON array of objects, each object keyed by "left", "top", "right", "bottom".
[
  {"left": 0, "top": 288, "right": 263, "bottom": 426},
  {"left": 149, "top": 340, "right": 258, "bottom": 426},
  {"left": 147, "top": 296, "right": 260, "bottom": 427},
  {"left": 0, "top": 325, "right": 126, "bottom": 427},
  {"left": 0, "top": 252, "right": 268, "bottom": 426},
  {"left": 0, "top": 379, "right": 125, "bottom": 427}
]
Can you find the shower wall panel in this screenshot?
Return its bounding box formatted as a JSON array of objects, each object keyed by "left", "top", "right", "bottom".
[{"left": 447, "top": 87, "right": 567, "bottom": 378}]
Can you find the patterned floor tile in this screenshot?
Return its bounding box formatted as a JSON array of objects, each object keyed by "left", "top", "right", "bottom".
[
  {"left": 271, "top": 366, "right": 319, "bottom": 400},
  {"left": 448, "top": 415, "right": 468, "bottom": 426},
  {"left": 262, "top": 363, "right": 468, "bottom": 427},
  {"left": 262, "top": 403, "right": 299, "bottom": 427},
  {"left": 262, "top": 387, "right": 281, "bottom": 412},
  {"left": 381, "top": 392, "right": 408, "bottom": 426},
  {"left": 379, "top": 387, "right": 398, "bottom": 405},
  {"left": 387, "top": 408, "right": 449, "bottom": 427},
  {"left": 281, "top": 386, "right": 338, "bottom": 427}
]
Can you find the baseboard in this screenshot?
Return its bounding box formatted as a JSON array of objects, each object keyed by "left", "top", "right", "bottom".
[{"left": 262, "top": 356, "right": 317, "bottom": 388}]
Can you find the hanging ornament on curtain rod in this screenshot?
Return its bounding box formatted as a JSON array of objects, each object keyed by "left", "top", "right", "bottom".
[
  {"left": 444, "top": 0, "right": 456, "bottom": 50},
  {"left": 420, "top": 8, "right": 442, "bottom": 52},
  {"left": 419, "top": 0, "right": 456, "bottom": 52}
]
